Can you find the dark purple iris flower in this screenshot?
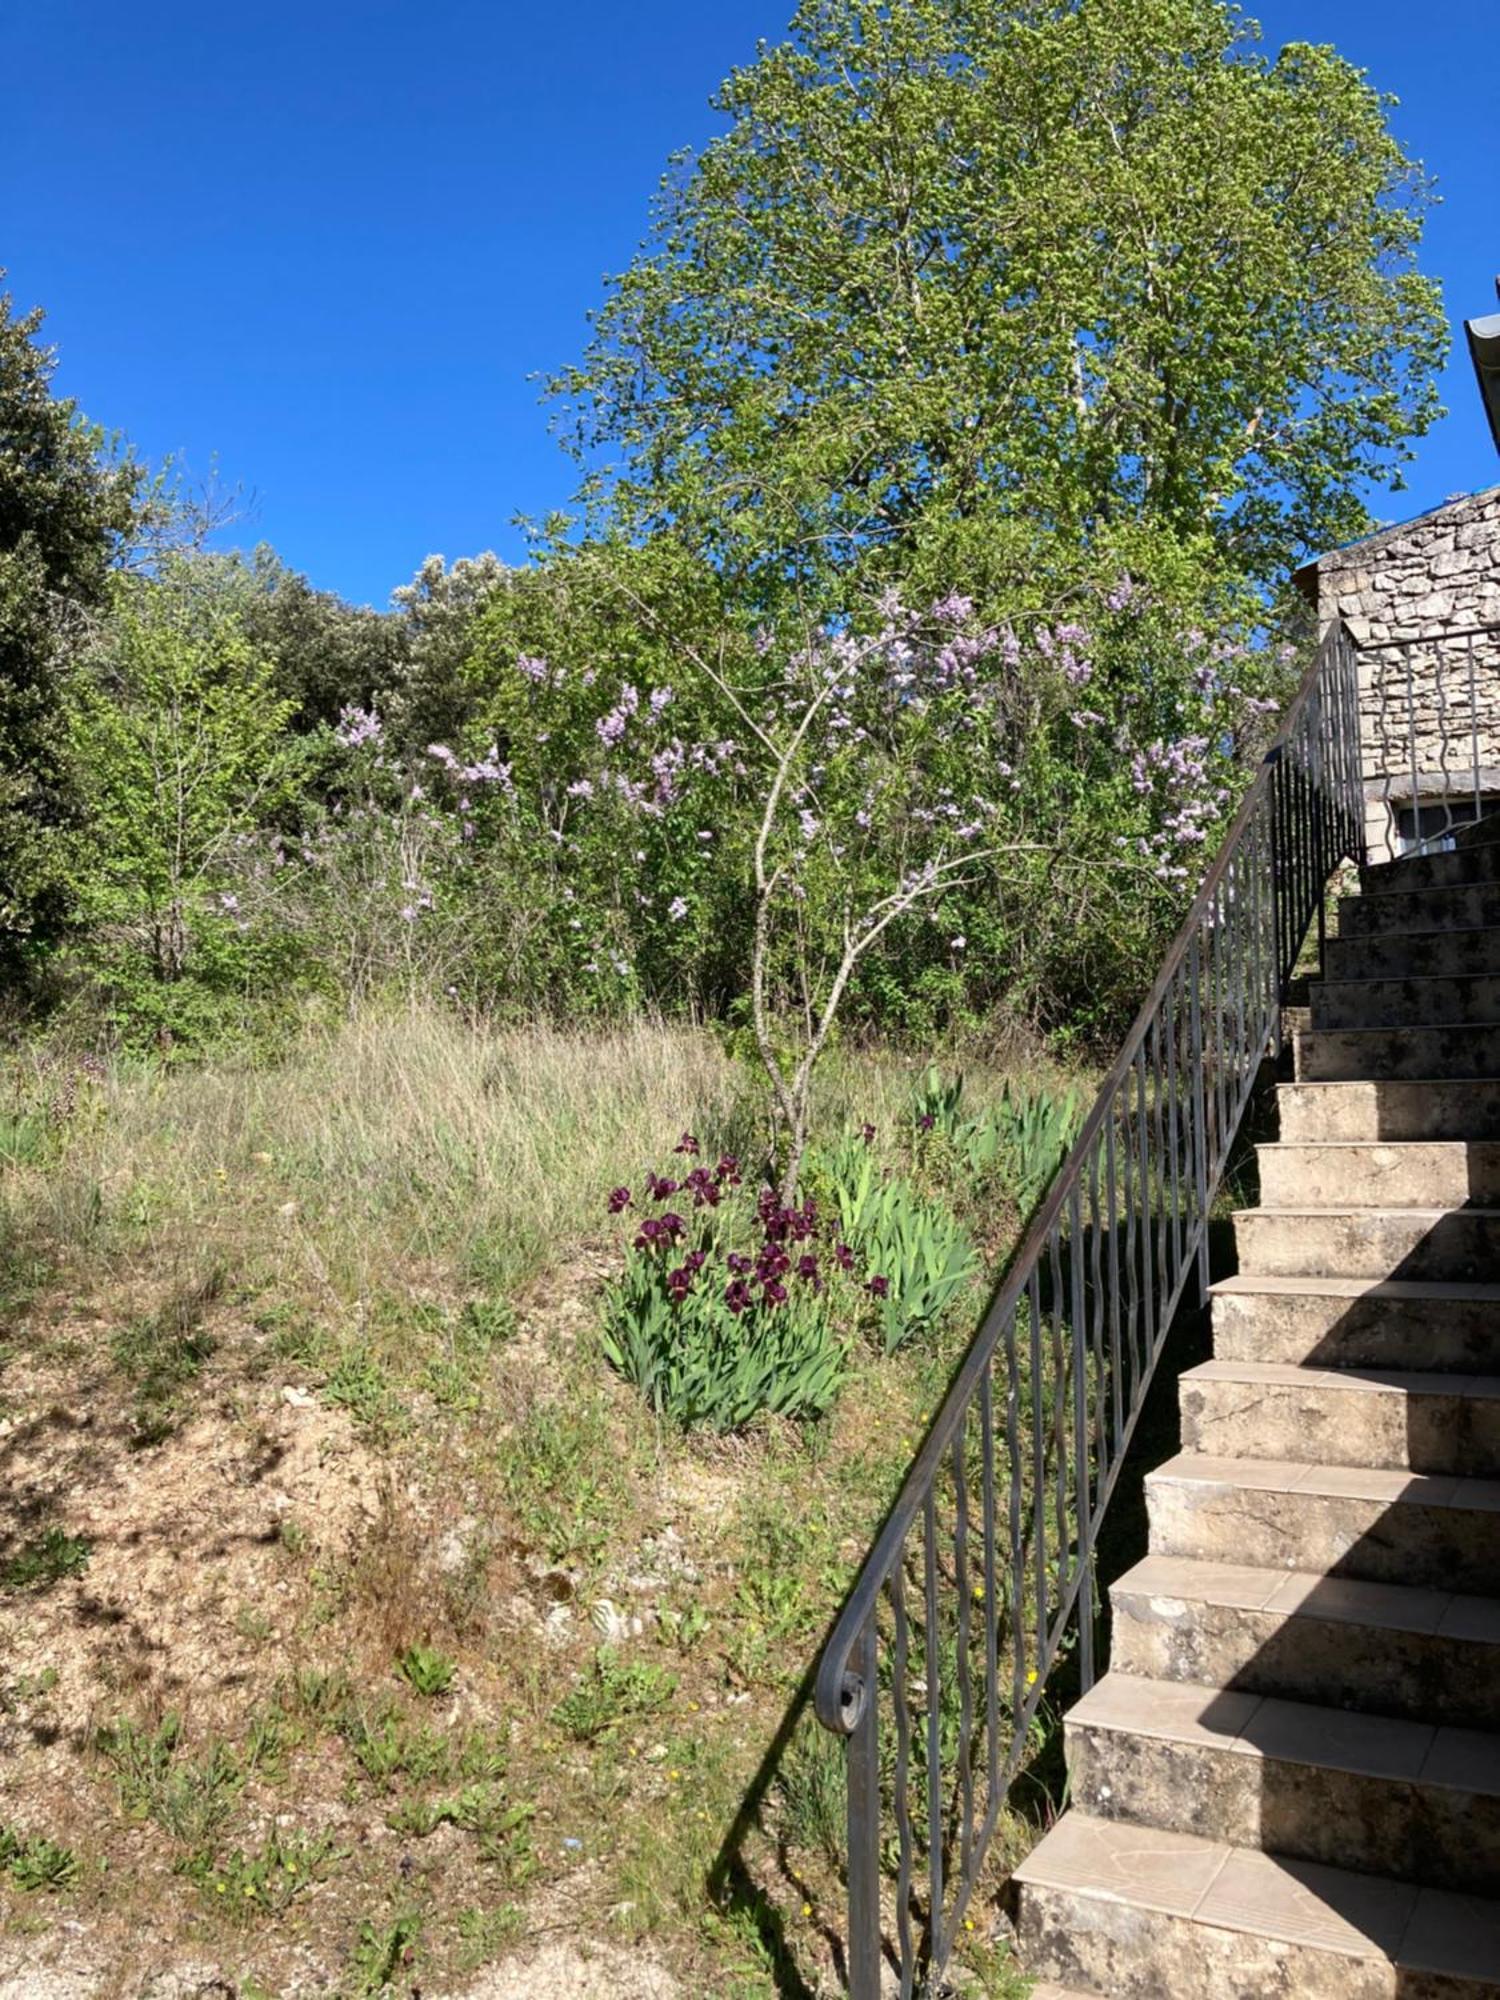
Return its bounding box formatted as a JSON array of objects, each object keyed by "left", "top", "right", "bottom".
[
  {"left": 716, "top": 1155, "right": 741, "bottom": 1186},
  {"left": 868, "top": 1274, "right": 890, "bottom": 1299},
  {"left": 675, "top": 1132, "right": 701, "bottom": 1157},
  {"left": 861, "top": 1123, "right": 877, "bottom": 1145},
  {"left": 835, "top": 1243, "right": 855, "bottom": 1272},
  {"left": 762, "top": 1279, "right": 788, "bottom": 1305},
  {"left": 607, "top": 1186, "right": 633, "bottom": 1214},
  {"left": 725, "top": 1278, "right": 752, "bottom": 1314},
  {"left": 797, "top": 1253, "right": 820, "bottom": 1280}
]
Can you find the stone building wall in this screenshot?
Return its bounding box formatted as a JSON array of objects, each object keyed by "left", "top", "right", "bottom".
[{"left": 1297, "top": 484, "right": 1500, "bottom": 858}]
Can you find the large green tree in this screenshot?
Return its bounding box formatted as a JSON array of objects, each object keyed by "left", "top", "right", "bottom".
[
  {"left": 550, "top": 0, "right": 1445, "bottom": 613},
  {"left": 0, "top": 281, "right": 138, "bottom": 973}
]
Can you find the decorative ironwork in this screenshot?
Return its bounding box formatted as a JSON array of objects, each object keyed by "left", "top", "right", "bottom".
[{"left": 812, "top": 619, "right": 1366, "bottom": 1998}]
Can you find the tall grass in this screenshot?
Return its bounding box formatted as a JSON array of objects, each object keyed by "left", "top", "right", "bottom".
[{"left": 0, "top": 1004, "right": 1068, "bottom": 1312}]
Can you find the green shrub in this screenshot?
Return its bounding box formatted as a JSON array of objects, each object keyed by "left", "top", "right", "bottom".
[{"left": 824, "top": 1135, "right": 978, "bottom": 1353}]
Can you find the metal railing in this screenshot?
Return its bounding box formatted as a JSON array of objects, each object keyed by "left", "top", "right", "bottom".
[
  {"left": 811, "top": 619, "right": 1366, "bottom": 1998},
  {"left": 1359, "top": 624, "right": 1500, "bottom": 857}
]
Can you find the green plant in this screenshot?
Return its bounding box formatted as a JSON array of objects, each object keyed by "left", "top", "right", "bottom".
[
  {"left": 550, "top": 1649, "right": 677, "bottom": 1743},
  {"left": 348, "top": 1910, "right": 422, "bottom": 1995},
  {"left": 388, "top": 1783, "right": 535, "bottom": 1884},
  {"left": 185, "top": 1828, "right": 342, "bottom": 1922},
  {"left": 396, "top": 1644, "right": 456, "bottom": 1699},
  {"left": 323, "top": 1346, "right": 408, "bottom": 1441},
  {"left": 112, "top": 1267, "right": 223, "bottom": 1445},
  {"left": 455, "top": 1902, "right": 526, "bottom": 1970},
  {"left": 0, "top": 1526, "right": 90, "bottom": 1590},
  {"left": 0, "top": 1823, "right": 79, "bottom": 1892},
  {"left": 773, "top": 1719, "right": 847, "bottom": 1870},
  {"left": 97, "top": 1713, "right": 246, "bottom": 1846},
  {"left": 498, "top": 1392, "right": 626, "bottom": 1567},
  {"left": 825, "top": 1137, "right": 978, "bottom": 1353},
  {"left": 911, "top": 1065, "right": 965, "bottom": 1139},
  {"left": 992, "top": 1081, "right": 1083, "bottom": 1212}
]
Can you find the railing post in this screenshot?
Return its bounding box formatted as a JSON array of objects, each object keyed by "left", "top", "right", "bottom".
[
  {"left": 1188, "top": 934, "right": 1211, "bottom": 1301},
  {"left": 845, "top": 1619, "right": 883, "bottom": 2000}
]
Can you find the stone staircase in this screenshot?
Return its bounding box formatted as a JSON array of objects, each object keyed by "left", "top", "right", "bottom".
[{"left": 1013, "top": 824, "right": 1500, "bottom": 1995}]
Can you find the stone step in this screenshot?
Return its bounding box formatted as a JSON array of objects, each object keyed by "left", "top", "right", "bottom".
[
  {"left": 1325, "top": 924, "right": 1500, "bottom": 981},
  {"left": 1296, "top": 1024, "right": 1500, "bottom": 1081},
  {"left": 1110, "top": 1553, "right": 1500, "bottom": 1729},
  {"left": 1013, "top": 1812, "right": 1500, "bottom": 1997},
  {"left": 1146, "top": 1451, "right": 1500, "bottom": 1594},
  {"left": 1065, "top": 1673, "right": 1500, "bottom": 1896},
  {"left": 1276, "top": 1077, "right": 1500, "bottom": 1141},
  {"left": 1338, "top": 882, "right": 1500, "bottom": 936},
  {"left": 1257, "top": 1140, "right": 1500, "bottom": 1207},
  {"left": 1179, "top": 1358, "right": 1500, "bottom": 1474},
  {"left": 1311, "top": 972, "right": 1500, "bottom": 1030},
  {"left": 1234, "top": 1203, "right": 1500, "bottom": 1280},
  {"left": 1363, "top": 841, "right": 1500, "bottom": 894},
  {"left": 1211, "top": 1274, "right": 1500, "bottom": 1373}
]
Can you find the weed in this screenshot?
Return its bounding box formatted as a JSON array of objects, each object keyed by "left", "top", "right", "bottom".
[
  {"left": 550, "top": 1648, "right": 677, "bottom": 1743},
  {"left": 0, "top": 1824, "right": 79, "bottom": 1892},
  {"left": 112, "top": 1267, "right": 223, "bottom": 1445},
  {"left": 498, "top": 1391, "right": 628, "bottom": 1569},
  {"left": 396, "top": 1643, "right": 456, "bottom": 1698},
  {"left": 387, "top": 1782, "right": 535, "bottom": 1885},
  {"left": 454, "top": 1902, "right": 525, "bottom": 1970},
  {"left": 0, "top": 1526, "right": 90, "bottom": 1591},
  {"left": 324, "top": 1346, "right": 408, "bottom": 1441},
  {"left": 348, "top": 1910, "right": 422, "bottom": 1994},
  {"left": 773, "top": 1719, "right": 846, "bottom": 1870},
  {"left": 97, "top": 1713, "right": 245, "bottom": 1847},
  {"left": 185, "top": 1828, "right": 342, "bottom": 1922}
]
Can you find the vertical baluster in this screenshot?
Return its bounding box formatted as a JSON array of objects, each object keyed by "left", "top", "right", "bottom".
[
  {"left": 923, "top": 1492, "right": 944, "bottom": 1962},
  {"left": 1406, "top": 641, "right": 1422, "bottom": 853},
  {"left": 1105, "top": 1112, "right": 1124, "bottom": 1458},
  {"left": 1163, "top": 963, "right": 1185, "bottom": 1291},
  {"left": 951, "top": 1429, "right": 976, "bottom": 1902},
  {"left": 1048, "top": 1222, "right": 1069, "bottom": 1595},
  {"left": 1067, "top": 1183, "right": 1094, "bottom": 1688},
  {"left": 846, "top": 1613, "right": 884, "bottom": 2000},
  {"left": 1471, "top": 631, "right": 1483, "bottom": 832},
  {"left": 979, "top": 1370, "right": 1000, "bottom": 1822},
  {"left": 1027, "top": 1269, "right": 1047, "bottom": 1674},
  {"left": 890, "top": 1571, "right": 915, "bottom": 1997},
  {"left": 1004, "top": 1299, "right": 1025, "bottom": 1754}
]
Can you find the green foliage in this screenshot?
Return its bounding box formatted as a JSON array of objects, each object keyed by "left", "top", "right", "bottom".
[
  {"left": 0, "top": 277, "right": 139, "bottom": 975},
  {"left": 552, "top": 0, "right": 1443, "bottom": 610},
  {"left": 992, "top": 1082, "right": 1085, "bottom": 1212},
  {"left": 396, "top": 1644, "right": 456, "bottom": 1699},
  {"left": 497, "top": 1391, "right": 627, "bottom": 1567},
  {"left": 97, "top": 1713, "right": 248, "bottom": 1847},
  {"left": 111, "top": 1267, "right": 222, "bottom": 1446},
  {"left": 64, "top": 559, "right": 315, "bottom": 1044},
  {"left": 602, "top": 1242, "right": 847, "bottom": 1431},
  {"left": 184, "top": 1827, "right": 342, "bottom": 1922},
  {"left": 348, "top": 1911, "right": 422, "bottom": 1995},
  {"left": 550, "top": 1648, "right": 677, "bottom": 1743},
  {"left": 0, "top": 1823, "right": 79, "bottom": 1892},
  {"left": 825, "top": 1136, "right": 979, "bottom": 1353},
  {"left": 0, "top": 1525, "right": 91, "bottom": 1591}
]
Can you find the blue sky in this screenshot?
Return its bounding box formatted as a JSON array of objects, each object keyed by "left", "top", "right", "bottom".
[{"left": 4, "top": 0, "right": 1496, "bottom": 607}]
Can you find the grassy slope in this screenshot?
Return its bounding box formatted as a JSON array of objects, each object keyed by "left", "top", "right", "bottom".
[{"left": 0, "top": 1007, "right": 1069, "bottom": 1998}]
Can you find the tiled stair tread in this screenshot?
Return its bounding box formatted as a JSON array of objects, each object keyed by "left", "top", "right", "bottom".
[
  {"left": 1258, "top": 1137, "right": 1500, "bottom": 1153},
  {"left": 1182, "top": 1356, "right": 1500, "bottom": 1399},
  {"left": 1068, "top": 1671, "right": 1500, "bottom": 1792},
  {"left": 1014, "top": 1814, "right": 1500, "bottom": 1974},
  {"left": 1232, "top": 1202, "right": 1500, "bottom": 1220},
  {"left": 1148, "top": 1448, "right": 1500, "bottom": 1511},
  {"left": 1112, "top": 1551, "right": 1500, "bottom": 1640},
  {"left": 1213, "top": 1271, "right": 1500, "bottom": 1302}
]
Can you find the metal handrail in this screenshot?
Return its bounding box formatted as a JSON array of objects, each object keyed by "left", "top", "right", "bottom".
[{"left": 812, "top": 618, "right": 1367, "bottom": 1998}]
